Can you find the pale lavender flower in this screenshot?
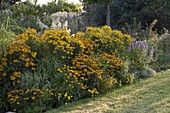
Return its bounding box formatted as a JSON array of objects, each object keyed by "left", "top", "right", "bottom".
[{"left": 129, "top": 41, "right": 149, "bottom": 54}]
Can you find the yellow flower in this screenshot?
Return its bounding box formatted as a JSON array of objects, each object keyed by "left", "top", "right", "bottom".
[
  {"left": 2, "top": 58, "right": 7, "bottom": 61},
  {"left": 64, "top": 92, "right": 68, "bottom": 97},
  {"left": 83, "top": 68, "right": 87, "bottom": 72},
  {"left": 32, "top": 96, "right": 36, "bottom": 100},
  {"left": 8, "top": 97, "right": 15, "bottom": 102},
  {"left": 8, "top": 94, "right": 12, "bottom": 97},
  {"left": 32, "top": 67, "right": 36, "bottom": 70},
  {"left": 1, "top": 61, "right": 7, "bottom": 66},
  {"left": 20, "top": 54, "right": 26, "bottom": 60},
  {"left": 57, "top": 68, "right": 62, "bottom": 73},
  {"left": 25, "top": 62, "right": 29, "bottom": 67},
  {"left": 30, "top": 61, "right": 36, "bottom": 66},
  {"left": 13, "top": 59, "right": 19, "bottom": 63},
  {"left": 68, "top": 96, "right": 71, "bottom": 100},
  {"left": 31, "top": 52, "right": 37, "bottom": 58},
  {"left": 10, "top": 76, "right": 16, "bottom": 80},
  {"left": 8, "top": 50, "right": 14, "bottom": 54},
  {"left": 13, "top": 71, "right": 21, "bottom": 77},
  {"left": 23, "top": 97, "right": 29, "bottom": 100},
  {"left": 17, "top": 80, "right": 20, "bottom": 84},
  {"left": 25, "top": 58, "right": 30, "bottom": 62}
]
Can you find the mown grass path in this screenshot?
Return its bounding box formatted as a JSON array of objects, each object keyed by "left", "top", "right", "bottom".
[{"left": 46, "top": 69, "right": 170, "bottom": 113}]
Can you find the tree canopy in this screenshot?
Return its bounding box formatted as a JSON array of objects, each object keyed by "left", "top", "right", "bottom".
[
  {"left": 81, "top": 0, "right": 114, "bottom": 26},
  {"left": 0, "top": 0, "right": 21, "bottom": 5},
  {"left": 81, "top": 0, "right": 113, "bottom": 4}
]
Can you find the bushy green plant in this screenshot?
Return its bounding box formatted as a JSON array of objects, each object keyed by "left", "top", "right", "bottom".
[
  {"left": 0, "top": 17, "right": 24, "bottom": 111},
  {"left": 122, "top": 19, "right": 161, "bottom": 72},
  {"left": 128, "top": 41, "right": 154, "bottom": 71},
  {"left": 0, "top": 0, "right": 83, "bottom": 33},
  {"left": 40, "top": 29, "right": 86, "bottom": 63},
  {"left": 156, "top": 33, "right": 170, "bottom": 70},
  {"left": 7, "top": 88, "right": 55, "bottom": 112},
  {"left": 0, "top": 26, "right": 135, "bottom": 112},
  {"left": 0, "top": 41, "right": 37, "bottom": 111},
  {"left": 82, "top": 26, "right": 132, "bottom": 59},
  {"left": 119, "top": 60, "right": 136, "bottom": 85}
]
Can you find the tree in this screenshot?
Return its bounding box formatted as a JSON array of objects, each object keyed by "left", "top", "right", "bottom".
[
  {"left": 0, "top": 0, "right": 21, "bottom": 5},
  {"left": 81, "top": 0, "right": 114, "bottom": 26},
  {"left": 0, "top": 0, "right": 21, "bottom": 10}
]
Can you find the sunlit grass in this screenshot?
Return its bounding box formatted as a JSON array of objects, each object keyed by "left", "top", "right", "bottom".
[{"left": 46, "top": 69, "right": 170, "bottom": 113}]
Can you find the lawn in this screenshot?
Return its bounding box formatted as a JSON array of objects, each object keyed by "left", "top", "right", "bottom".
[{"left": 46, "top": 69, "right": 170, "bottom": 113}]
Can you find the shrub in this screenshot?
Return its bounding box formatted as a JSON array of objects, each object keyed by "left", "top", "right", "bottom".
[
  {"left": 68, "top": 52, "right": 123, "bottom": 94},
  {"left": 7, "top": 88, "right": 55, "bottom": 112},
  {"left": 82, "top": 26, "right": 132, "bottom": 59},
  {"left": 128, "top": 41, "right": 154, "bottom": 71},
  {"left": 41, "top": 29, "right": 86, "bottom": 63},
  {"left": 119, "top": 60, "right": 136, "bottom": 85},
  {"left": 0, "top": 41, "right": 37, "bottom": 111},
  {"left": 70, "top": 53, "right": 103, "bottom": 94},
  {"left": 0, "top": 26, "right": 133, "bottom": 112},
  {"left": 98, "top": 52, "right": 122, "bottom": 91},
  {"left": 1, "top": 0, "right": 83, "bottom": 33},
  {"left": 156, "top": 33, "right": 170, "bottom": 70}
]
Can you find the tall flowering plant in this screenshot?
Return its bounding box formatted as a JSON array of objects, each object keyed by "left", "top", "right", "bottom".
[
  {"left": 0, "top": 41, "right": 37, "bottom": 111},
  {"left": 128, "top": 41, "right": 154, "bottom": 71}
]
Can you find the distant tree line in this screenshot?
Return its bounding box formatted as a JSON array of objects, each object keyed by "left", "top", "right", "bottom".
[
  {"left": 0, "top": 0, "right": 21, "bottom": 5},
  {"left": 0, "top": 0, "right": 21, "bottom": 10},
  {"left": 83, "top": 0, "right": 170, "bottom": 32}
]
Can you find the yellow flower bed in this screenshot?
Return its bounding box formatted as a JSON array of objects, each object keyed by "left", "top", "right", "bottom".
[{"left": 0, "top": 26, "right": 133, "bottom": 112}]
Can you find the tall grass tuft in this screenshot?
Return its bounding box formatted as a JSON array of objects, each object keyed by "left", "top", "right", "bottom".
[{"left": 0, "top": 17, "right": 24, "bottom": 58}]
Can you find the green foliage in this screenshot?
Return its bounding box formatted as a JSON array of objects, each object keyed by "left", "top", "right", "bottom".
[
  {"left": 81, "top": 0, "right": 113, "bottom": 4},
  {"left": 119, "top": 60, "right": 136, "bottom": 85},
  {"left": 0, "top": 0, "right": 82, "bottom": 33},
  {"left": 122, "top": 20, "right": 161, "bottom": 72},
  {"left": 0, "top": 41, "right": 37, "bottom": 111},
  {"left": 46, "top": 69, "right": 170, "bottom": 113},
  {"left": 83, "top": 26, "right": 132, "bottom": 58},
  {"left": 156, "top": 33, "right": 170, "bottom": 70},
  {"left": 84, "top": 0, "right": 170, "bottom": 31},
  {"left": 7, "top": 88, "right": 55, "bottom": 112},
  {"left": 128, "top": 41, "right": 154, "bottom": 71},
  {"left": 1, "top": 0, "right": 82, "bottom": 14},
  {"left": 114, "top": 0, "right": 170, "bottom": 31},
  {"left": 1, "top": 26, "right": 154, "bottom": 112}
]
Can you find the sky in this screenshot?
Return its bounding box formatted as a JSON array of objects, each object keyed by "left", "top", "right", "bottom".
[{"left": 22, "top": 0, "right": 80, "bottom": 5}]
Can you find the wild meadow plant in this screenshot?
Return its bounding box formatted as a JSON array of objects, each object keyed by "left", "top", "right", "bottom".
[{"left": 128, "top": 41, "right": 154, "bottom": 71}]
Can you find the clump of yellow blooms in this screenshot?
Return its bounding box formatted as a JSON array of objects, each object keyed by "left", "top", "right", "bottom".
[
  {"left": 0, "top": 38, "right": 37, "bottom": 111},
  {"left": 0, "top": 41, "right": 36, "bottom": 82},
  {"left": 84, "top": 26, "right": 132, "bottom": 58},
  {"left": 1, "top": 26, "right": 133, "bottom": 112},
  {"left": 40, "top": 29, "right": 86, "bottom": 61},
  {"left": 7, "top": 88, "right": 55, "bottom": 111},
  {"left": 69, "top": 54, "right": 103, "bottom": 96},
  {"left": 17, "top": 28, "right": 40, "bottom": 43},
  {"left": 67, "top": 52, "right": 122, "bottom": 95}
]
